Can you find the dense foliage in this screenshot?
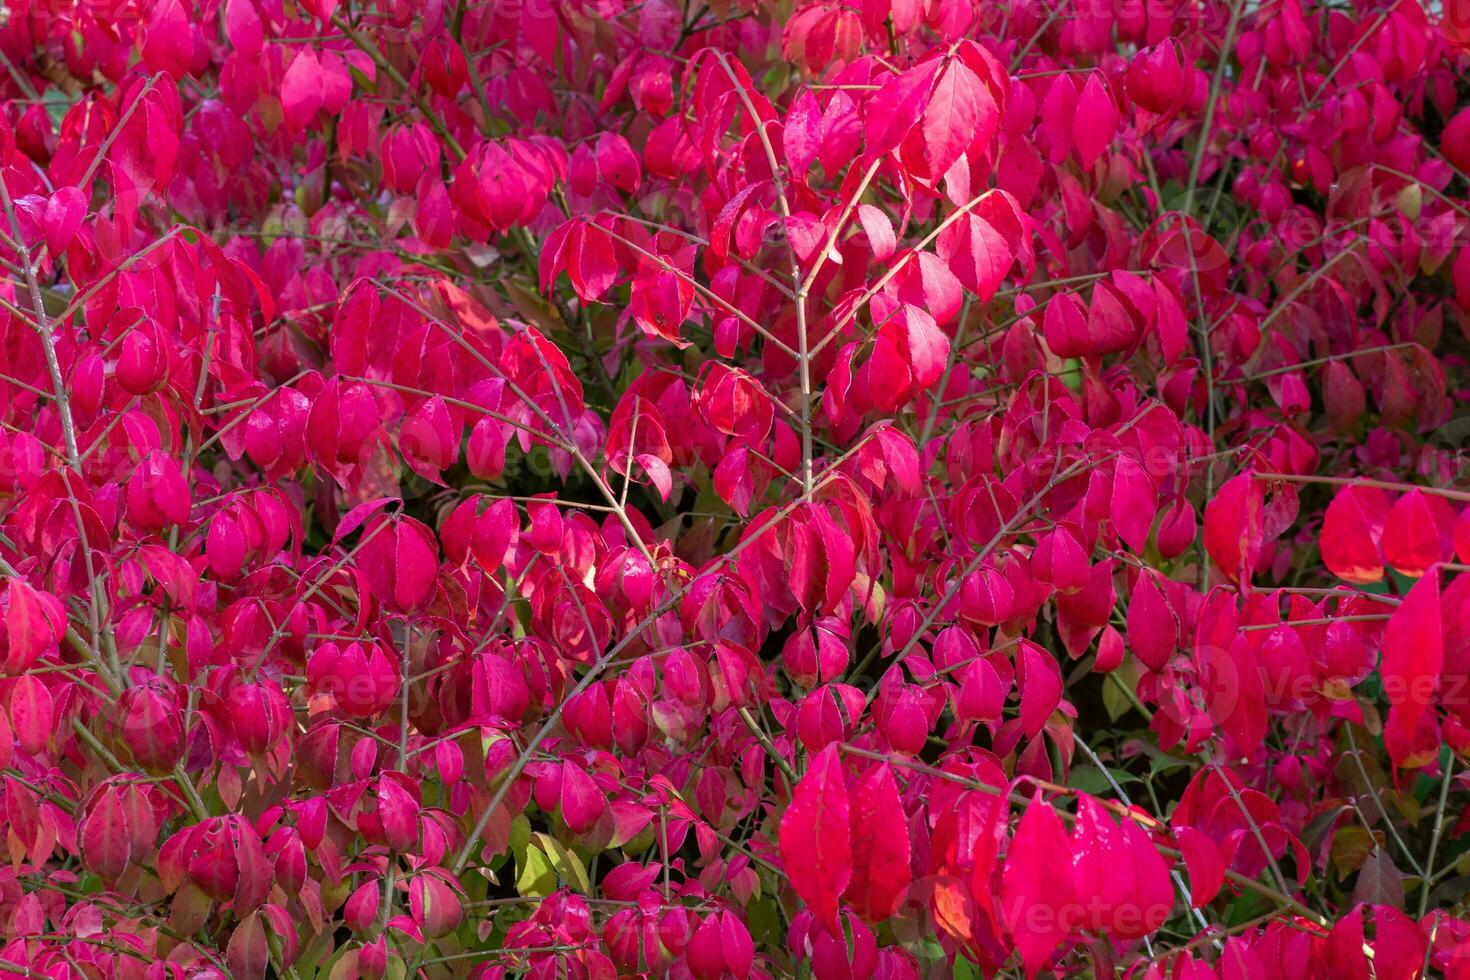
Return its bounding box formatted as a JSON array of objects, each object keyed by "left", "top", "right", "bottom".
[{"left": 1, "top": 0, "right": 1470, "bottom": 976}]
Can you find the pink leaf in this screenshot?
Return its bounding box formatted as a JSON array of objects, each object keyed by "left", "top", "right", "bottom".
[
  {"left": 897, "top": 305, "right": 949, "bottom": 390},
  {"left": 936, "top": 206, "right": 1016, "bottom": 302},
  {"left": 393, "top": 518, "right": 440, "bottom": 613},
  {"left": 42, "top": 187, "right": 86, "bottom": 258},
  {"left": 1111, "top": 455, "right": 1158, "bottom": 553},
  {"left": 1071, "top": 796, "right": 1173, "bottom": 940},
  {"left": 81, "top": 789, "right": 131, "bottom": 880},
  {"left": 1382, "top": 569, "right": 1443, "bottom": 768},
  {"left": 1002, "top": 791, "right": 1075, "bottom": 978},
  {"left": 1176, "top": 826, "right": 1225, "bottom": 907},
  {"left": 857, "top": 204, "right": 896, "bottom": 262},
  {"left": 636, "top": 453, "right": 674, "bottom": 501},
  {"left": 1202, "top": 474, "right": 1265, "bottom": 584},
  {"left": 333, "top": 497, "right": 400, "bottom": 545},
  {"left": 1320, "top": 485, "right": 1390, "bottom": 584},
  {"left": 778, "top": 743, "right": 852, "bottom": 932},
  {"left": 1381, "top": 489, "right": 1452, "bottom": 577},
  {"left": 8, "top": 675, "right": 52, "bottom": 756},
  {"left": 1017, "top": 639, "right": 1062, "bottom": 737},
  {"left": 1443, "top": 106, "right": 1470, "bottom": 175},
  {"left": 4, "top": 579, "right": 63, "bottom": 674},
  {"left": 223, "top": 0, "right": 264, "bottom": 55},
  {"left": 1198, "top": 634, "right": 1267, "bottom": 759},
  {"left": 281, "top": 48, "right": 325, "bottom": 131},
  {"left": 631, "top": 269, "right": 694, "bottom": 347},
  {"left": 560, "top": 761, "right": 604, "bottom": 834},
  {"left": 409, "top": 871, "right": 463, "bottom": 939},
  {"left": 1127, "top": 571, "right": 1178, "bottom": 672},
  {"left": 846, "top": 762, "right": 911, "bottom": 922},
  {"left": 922, "top": 59, "right": 997, "bottom": 180},
  {"left": 1072, "top": 72, "right": 1118, "bottom": 169}
]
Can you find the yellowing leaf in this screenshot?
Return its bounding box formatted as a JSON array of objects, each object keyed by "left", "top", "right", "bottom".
[
  {"left": 533, "top": 832, "right": 592, "bottom": 894},
  {"left": 515, "top": 844, "right": 556, "bottom": 897}
]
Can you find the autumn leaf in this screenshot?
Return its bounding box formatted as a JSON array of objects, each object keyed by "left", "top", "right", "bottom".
[
  {"left": 846, "top": 762, "right": 911, "bottom": 922},
  {"left": 778, "top": 743, "right": 852, "bottom": 932}
]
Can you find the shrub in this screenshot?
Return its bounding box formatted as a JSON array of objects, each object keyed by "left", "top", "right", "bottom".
[{"left": 0, "top": 0, "right": 1469, "bottom": 977}]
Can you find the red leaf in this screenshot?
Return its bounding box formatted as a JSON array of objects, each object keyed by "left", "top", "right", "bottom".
[
  {"left": 897, "top": 305, "right": 948, "bottom": 390},
  {"left": 1320, "top": 485, "right": 1390, "bottom": 584},
  {"left": 1043, "top": 292, "right": 1090, "bottom": 358},
  {"left": 1372, "top": 906, "right": 1428, "bottom": 980},
  {"left": 4, "top": 579, "right": 63, "bottom": 674},
  {"left": 778, "top": 743, "right": 852, "bottom": 932},
  {"left": 81, "top": 788, "right": 131, "bottom": 880},
  {"left": 1202, "top": 474, "right": 1264, "bottom": 584},
  {"left": 783, "top": 89, "right": 822, "bottom": 177},
  {"left": 1323, "top": 360, "right": 1367, "bottom": 431},
  {"left": 714, "top": 446, "right": 757, "bottom": 516},
  {"left": 1002, "top": 791, "right": 1075, "bottom": 978},
  {"left": 394, "top": 518, "right": 440, "bottom": 613},
  {"left": 1128, "top": 570, "right": 1178, "bottom": 672},
  {"left": 1072, "top": 72, "right": 1118, "bottom": 169},
  {"left": 410, "top": 871, "right": 463, "bottom": 939},
  {"left": 1324, "top": 905, "right": 1370, "bottom": 980},
  {"left": 1087, "top": 282, "right": 1139, "bottom": 354},
  {"left": 401, "top": 395, "right": 459, "bottom": 484},
  {"left": 42, "top": 187, "right": 86, "bottom": 258},
  {"left": 414, "top": 181, "right": 455, "bottom": 249},
  {"left": 281, "top": 48, "right": 325, "bottom": 131},
  {"left": 1382, "top": 569, "right": 1443, "bottom": 768},
  {"left": 1071, "top": 797, "right": 1173, "bottom": 940},
  {"left": 937, "top": 211, "right": 1012, "bottom": 302},
  {"left": 846, "top": 763, "right": 911, "bottom": 922},
  {"left": 226, "top": 911, "right": 269, "bottom": 980},
  {"left": 560, "top": 761, "right": 604, "bottom": 834},
  {"left": 922, "top": 59, "right": 997, "bottom": 179},
  {"left": 865, "top": 65, "right": 934, "bottom": 159},
  {"left": 631, "top": 269, "right": 694, "bottom": 347},
  {"left": 568, "top": 222, "right": 619, "bottom": 301},
  {"left": 1111, "top": 455, "right": 1158, "bottom": 553},
  {"left": 1381, "top": 489, "right": 1452, "bottom": 577},
  {"left": 1198, "top": 634, "right": 1267, "bottom": 759},
  {"left": 864, "top": 323, "right": 913, "bottom": 411},
  {"left": 1176, "top": 826, "right": 1225, "bottom": 907},
  {"left": 1039, "top": 76, "right": 1078, "bottom": 163},
  {"left": 1443, "top": 106, "right": 1470, "bottom": 175},
  {"left": 1153, "top": 278, "right": 1187, "bottom": 364},
  {"left": 8, "top": 675, "right": 52, "bottom": 756},
  {"left": 1017, "top": 640, "right": 1062, "bottom": 737},
  {"left": 596, "top": 132, "right": 641, "bottom": 192}
]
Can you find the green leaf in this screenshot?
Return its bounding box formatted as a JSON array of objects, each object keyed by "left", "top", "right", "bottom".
[
  {"left": 1102, "top": 675, "right": 1132, "bottom": 721},
  {"left": 1060, "top": 357, "right": 1083, "bottom": 392},
  {"left": 533, "top": 832, "right": 592, "bottom": 894},
  {"left": 1329, "top": 825, "right": 1378, "bottom": 878},
  {"left": 509, "top": 813, "right": 532, "bottom": 859},
  {"left": 1067, "top": 764, "right": 1137, "bottom": 796},
  {"left": 1137, "top": 742, "right": 1191, "bottom": 775},
  {"left": 746, "top": 896, "right": 782, "bottom": 948},
  {"left": 515, "top": 843, "right": 557, "bottom": 897}
]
